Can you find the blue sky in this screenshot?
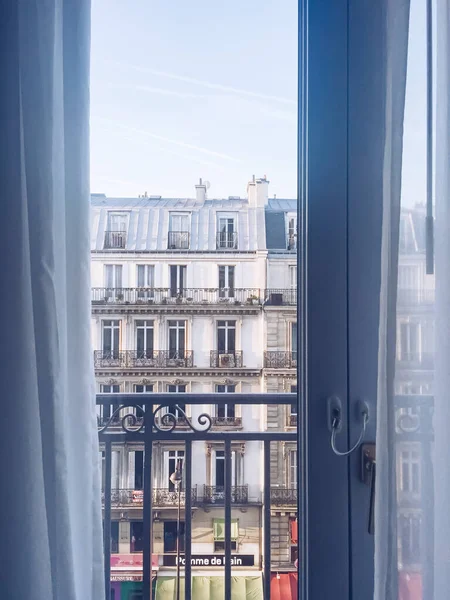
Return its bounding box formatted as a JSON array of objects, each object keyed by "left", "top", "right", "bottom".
[
  {"left": 91, "top": 0, "right": 425, "bottom": 206},
  {"left": 90, "top": 0, "right": 298, "bottom": 199}
]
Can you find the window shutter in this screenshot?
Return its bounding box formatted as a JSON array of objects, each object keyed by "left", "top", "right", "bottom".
[{"left": 213, "top": 518, "right": 238, "bottom": 541}]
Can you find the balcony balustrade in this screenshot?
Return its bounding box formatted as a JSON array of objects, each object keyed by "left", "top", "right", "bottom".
[
  {"left": 264, "top": 351, "right": 297, "bottom": 369},
  {"left": 216, "top": 231, "right": 238, "bottom": 249},
  {"left": 270, "top": 488, "right": 298, "bottom": 506},
  {"left": 102, "top": 487, "right": 198, "bottom": 508},
  {"left": 211, "top": 416, "right": 243, "bottom": 427},
  {"left": 91, "top": 287, "right": 262, "bottom": 306},
  {"left": 202, "top": 485, "right": 249, "bottom": 504},
  {"left": 210, "top": 351, "right": 243, "bottom": 368},
  {"left": 94, "top": 350, "right": 194, "bottom": 369},
  {"left": 264, "top": 289, "right": 297, "bottom": 306},
  {"left": 168, "top": 231, "right": 190, "bottom": 249},
  {"left": 104, "top": 230, "right": 127, "bottom": 249}
]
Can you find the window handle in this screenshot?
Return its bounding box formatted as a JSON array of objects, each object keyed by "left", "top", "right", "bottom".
[
  {"left": 361, "top": 443, "right": 376, "bottom": 535},
  {"left": 328, "top": 398, "right": 369, "bottom": 457}
]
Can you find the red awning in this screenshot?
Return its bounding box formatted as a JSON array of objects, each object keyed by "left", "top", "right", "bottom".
[
  {"left": 270, "top": 573, "right": 298, "bottom": 600},
  {"left": 290, "top": 519, "right": 298, "bottom": 544},
  {"left": 398, "top": 572, "right": 422, "bottom": 600},
  {"left": 110, "top": 553, "right": 159, "bottom": 569}
]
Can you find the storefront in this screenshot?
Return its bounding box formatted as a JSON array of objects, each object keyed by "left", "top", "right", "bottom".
[
  {"left": 154, "top": 553, "right": 263, "bottom": 600},
  {"left": 110, "top": 554, "right": 158, "bottom": 599}
]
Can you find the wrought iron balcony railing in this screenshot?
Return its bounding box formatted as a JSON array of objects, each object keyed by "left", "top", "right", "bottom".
[
  {"left": 270, "top": 488, "right": 298, "bottom": 506},
  {"left": 210, "top": 351, "right": 243, "bottom": 368},
  {"left": 264, "top": 351, "right": 297, "bottom": 369},
  {"left": 94, "top": 351, "right": 127, "bottom": 368},
  {"left": 94, "top": 350, "right": 194, "bottom": 369},
  {"left": 102, "top": 487, "right": 198, "bottom": 508},
  {"left": 264, "top": 289, "right": 297, "bottom": 306},
  {"left": 104, "top": 230, "right": 127, "bottom": 249},
  {"left": 216, "top": 231, "right": 238, "bottom": 249},
  {"left": 211, "top": 416, "right": 243, "bottom": 427},
  {"left": 168, "top": 231, "right": 190, "bottom": 249},
  {"left": 397, "top": 288, "right": 435, "bottom": 306},
  {"left": 396, "top": 352, "right": 434, "bottom": 369},
  {"left": 202, "top": 485, "right": 249, "bottom": 504},
  {"left": 91, "top": 287, "right": 262, "bottom": 305}
]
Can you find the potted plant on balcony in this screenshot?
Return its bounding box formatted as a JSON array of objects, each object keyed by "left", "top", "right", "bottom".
[
  {"left": 247, "top": 295, "right": 259, "bottom": 305},
  {"left": 176, "top": 293, "right": 183, "bottom": 304},
  {"left": 116, "top": 293, "right": 124, "bottom": 302}
]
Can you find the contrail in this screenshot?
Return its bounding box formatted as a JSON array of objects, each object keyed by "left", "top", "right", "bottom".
[
  {"left": 92, "top": 116, "right": 240, "bottom": 162},
  {"left": 109, "top": 60, "right": 296, "bottom": 106}
]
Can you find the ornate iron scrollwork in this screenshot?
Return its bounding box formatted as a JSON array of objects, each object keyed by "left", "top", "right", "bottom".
[{"left": 152, "top": 404, "right": 212, "bottom": 433}]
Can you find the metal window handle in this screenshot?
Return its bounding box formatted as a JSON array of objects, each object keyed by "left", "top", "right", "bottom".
[
  {"left": 361, "top": 443, "right": 376, "bottom": 535},
  {"left": 328, "top": 398, "right": 370, "bottom": 457}
]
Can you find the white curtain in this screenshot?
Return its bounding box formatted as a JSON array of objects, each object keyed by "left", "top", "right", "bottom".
[
  {"left": 0, "top": 2, "right": 104, "bottom": 599},
  {"left": 374, "top": 1, "right": 411, "bottom": 599},
  {"left": 434, "top": 1, "right": 450, "bottom": 598}
]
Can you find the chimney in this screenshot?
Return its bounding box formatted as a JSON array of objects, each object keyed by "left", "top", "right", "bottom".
[
  {"left": 247, "top": 175, "right": 269, "bottom": 207},
  {"left": 195, "top": 178, "right": 207, "bottom": 203}
]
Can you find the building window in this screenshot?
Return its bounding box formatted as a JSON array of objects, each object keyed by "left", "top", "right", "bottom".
[
  {"left": 168, "top": 320, "right": 186, "bottom": 360},
  {"left": 400, "top": 450, "right": 420, "bottom": 495},
  {"left": 289, "top": 385, "right": 298, "bottom": 426},
  {"left": 130, "top": 521, "right": 144, "bottom": 553},
  {"left": 400, "top": 514, "right": 421, "bottom": 565},
  {"left": 218, "top": 266, "right": 235, "bottom": 298},
  {"left": 213, "top": 518, "right": 238, "bottom": 551},
  {"left": 399, "top": 321, "right": 420, "bottom": 361},
  {"left": 214, "top": 449, "right": 238, "bottom": 488},
  {"left": 289, "top": 265, "right": 297, "bottom": 289},
  {"left": 169, "top": 265, "right": 187, "bottom": 298},
  {"left": 105, "top": 212, "right": 128, "bottom": 249},
  {"left": 102, "top": 320, "right": 121, "bottom": 358},
  {"left": 134, "top": 384, "right": 153, "bottom": 393},
  {"left": 136, "top": 320, "right": 154, "bottom": 358},
  {"left": 217, "top": 321, "right": 236, "bottom": 354},
  {"left": 111, "top": 521, "right": 119, "bottom": 553},
  {"left": 287, "top": 216, "right": 297, "bottom": 250},
  {"left": 215, "top": 384, "right": 236, "bottom": 421},
  {"left": 131, "top": 450, "right": 144, "bottom": 490},
  {"left": 289, "top": 450, "right": 297, "bottom": 488},
  {"left": 105, "top": 265, "right": 123, "bottom": 297},
  {"left": 166, "top": 385, "right": 186, "bottom": 422},
  {"left": 217, "top": 215, "right": 237, "bottom": 249},
  {"left": 98, "top": 383, "right": 120, "bottom": 425},
  {"left": 164, "top": 521, "right": 185, "bottom": 553},
  {"left": 168, "top": 213, "right": 190, "bottom": 249},
  {"left": 137, "top": 265, "right": 155, "bottom": 298},
  {"left": 291, "top": 322, "right": 298, "bottom": 363}
]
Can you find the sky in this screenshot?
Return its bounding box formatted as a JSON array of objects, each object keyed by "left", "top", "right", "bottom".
[
  {"left": 90, "top": 0, "right": 426, "bottom": 206},
  {"left": 90, "top": 0, "right": 298, "bottom": 200}
]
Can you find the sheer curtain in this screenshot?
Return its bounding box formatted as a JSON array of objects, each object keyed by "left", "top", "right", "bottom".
[
  {"left": 0, "top": 2, "right": 104, "bottom": 599},
  {"left": 376, "top": 1, "right": 450, "bottom": 600}
]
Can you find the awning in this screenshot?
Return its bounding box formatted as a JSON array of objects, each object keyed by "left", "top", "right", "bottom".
[
  {"left": 398, "top": 572, "right": 422, "bottom": 600},
  {"left": 155, "top": 575, "right": 263, "bottom": 600},
  {"left": 271, "top": 573, "right": 298, "bottom": 600},
  {"left": 290, "top": 519, "right": 298, "bottom": 544}
]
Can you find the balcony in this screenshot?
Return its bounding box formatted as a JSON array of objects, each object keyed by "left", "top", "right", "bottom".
[
  {"left": 264, "top": 289, "right": 297, "bottom": 306},
  {"left": 216, "top": 231, "right": 238, "bottom": 250},
  {"left": 270, "top": 488, "right": 298, "bottom": 506},
  {"left": 211, "top": 416, "right": 242, "bottom": 427},
  {"left": 94, "top": 350, "right": 194, "bottom": 369},
  {"left": 94, "top": 350, "right": 127, "bottom": 369},
  {"left": 203, "top": 485, "right": 248, "bottom": 504},
  {"left": 397, "top": 288, "right": 435, "bottom": 307},
  {"left": 210, "top": 351, "right": 243, "bottom": 368},
  {"left": 264, "top": 351, "right": 297, "bottom": 369},
  {"left": 168, "top": 231, "right": 190, "bottom": 249},
  {"left": 91, "top": 287, "right": 262, "bottom": 306},
  {"left": 396, "top": 353, "right": 434, "bottom": 369},
  {"left": 104, "top": 230, "right": 127, "bottom": 249},
  {"left": 102, "top": 487, "right": 198, "bottom": 508}
]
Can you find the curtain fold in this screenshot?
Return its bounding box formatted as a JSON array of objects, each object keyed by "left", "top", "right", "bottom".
[
  {"left": 374, "top": 1, "right": 411, "bottom": 599},
  {"left": 434, "top": 1, "right": 450, "bottom": 598},
  {"left": 0, "top": 1, "right": 104, "bottom": 599}
]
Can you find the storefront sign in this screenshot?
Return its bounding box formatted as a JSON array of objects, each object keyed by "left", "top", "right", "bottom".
[{"left": 162, "top": 554, "right": 255, "bottom": 567}]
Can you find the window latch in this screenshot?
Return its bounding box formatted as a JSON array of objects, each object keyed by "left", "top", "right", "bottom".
[{"left": 361, "top": 443, "right": 376, "bottom": 535}]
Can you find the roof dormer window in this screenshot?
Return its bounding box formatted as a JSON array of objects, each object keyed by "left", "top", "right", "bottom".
[
  {"left": 104, "top": 212, "right": 128, "bottom": 249},
  {"left": 168, "top": 213, "right": 190, "bottom": 249}
]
